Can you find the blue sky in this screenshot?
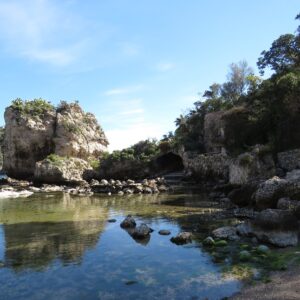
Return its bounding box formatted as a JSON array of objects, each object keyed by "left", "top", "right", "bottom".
[{"left": 0, "top": 0, "right": 299, "bottom": 150}]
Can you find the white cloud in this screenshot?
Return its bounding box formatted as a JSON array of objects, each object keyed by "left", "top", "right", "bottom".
[
  {"left": 155, "top": 62, "right": 175, "bottom": 72},
  {"left": 0, "top": 0, "right": 86, "bottom": 66},
  {"left": 104, "top": 85, "right": 144, "bottom": 96}
]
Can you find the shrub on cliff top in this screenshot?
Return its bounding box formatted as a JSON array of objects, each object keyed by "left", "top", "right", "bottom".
[{"left": 11, "top": 98, "right": 55, "bottom": 119}]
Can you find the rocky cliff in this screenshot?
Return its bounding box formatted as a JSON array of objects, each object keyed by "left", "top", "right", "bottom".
[{"left": 2, "top": 99, "right": 108, "bottom": 179}]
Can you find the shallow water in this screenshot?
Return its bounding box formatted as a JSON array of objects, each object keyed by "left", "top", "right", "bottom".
[{"left": 0, "top": 191, "right": 241, "bottom": 300}]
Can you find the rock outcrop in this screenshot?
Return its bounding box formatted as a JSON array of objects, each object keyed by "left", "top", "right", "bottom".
[
  {"left": 2, "top": 100, "right": 108, "bottom": 179},
  {"left": 34, "top": 156, "right": 92, "bottom": 184}
]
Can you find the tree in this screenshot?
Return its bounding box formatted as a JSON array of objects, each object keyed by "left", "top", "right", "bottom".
[
  {"left": 257, "top": 13, "right": 300, "bottom": 75},
  {"left": 221, "top": 61, "right": 253, "bottom": 104}
]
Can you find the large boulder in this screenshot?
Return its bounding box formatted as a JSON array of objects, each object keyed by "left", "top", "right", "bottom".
[
  {"left": 237, "top": 209, "right": 299, "bottom": 248},
  {"left": 212, "top": 226, "right": 239, "bottom": 241},
  {"left": 278, "top": 149, "right": 300, "bottom": 172},
  {"left": 3, "top": 100, "right": 108, "bottom": 179},
  {"left": 228, "top": 183, "right": 257, "bottom": 207},
  {"left": 254, "top": 177, "right": 288, "bottom": 209},
  {"left": 34, "top": 156, "right": 92, "bottom": 184}
]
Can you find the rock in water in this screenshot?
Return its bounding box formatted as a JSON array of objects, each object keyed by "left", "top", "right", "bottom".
[
  {"left": 131, "top": 224, "right": 153, "bottom": 239},
  {"left": 158, "top": 230, "right": 171, "bottom": 236},
  {"left": 212, "top": 226, "right": 239, "bottom": 241},
  {"left": 120, "top": 215, "right": 136, "bottom": 228},
  {"left": 170, "top": 232, "right": 192, "bottom": 245}
]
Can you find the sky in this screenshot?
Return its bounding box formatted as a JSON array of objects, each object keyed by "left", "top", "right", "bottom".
[{"left": 0, "top": 0, "right": 299, "bottom": 151}]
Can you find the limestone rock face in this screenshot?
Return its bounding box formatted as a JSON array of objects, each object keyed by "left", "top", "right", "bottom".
[
  {"left": 3, "top": 101, "right": 108, "bottom": 179},
  {"left": 278, "top": 149, "right": 300, "bottom": 171},
  {"left": 229, "top": 146, "right": 275, "bottom": 185},
  {"left": 34, "top": 157, "right": 92, "bottom": 184},
  {"left": 180, "top": 151, "right": 230, "bottom": 180},
  {"left": 54, "top": 102, "right": 108, "bottom": 158},
  {"left": 3, "top": 106, "right": 56, "bottom": 178}
]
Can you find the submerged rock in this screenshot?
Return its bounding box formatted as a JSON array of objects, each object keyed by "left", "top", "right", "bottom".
[
  {"left": 170, "top": 232, "right": 192, "bottom": 245},
  {"left": 202, "top": 236, "right": 215, "bottom": 246},
  {"left": 120, "top": 215, "right": 136, "bottom": 228}
]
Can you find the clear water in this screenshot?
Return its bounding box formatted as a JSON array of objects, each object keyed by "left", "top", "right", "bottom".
[{"left": 0, "top": 191, "right": 241, "bottom": 300}]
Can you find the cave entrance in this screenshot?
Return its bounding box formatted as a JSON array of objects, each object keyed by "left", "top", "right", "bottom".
[{"left": 154, "top": 152, "right": 184, "bottom": 174}]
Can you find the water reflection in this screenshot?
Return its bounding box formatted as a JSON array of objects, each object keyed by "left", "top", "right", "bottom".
[{"left": 0, "top": 191, "right": 241, "bottom": 300}]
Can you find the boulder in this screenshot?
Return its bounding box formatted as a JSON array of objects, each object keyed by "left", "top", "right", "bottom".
[
  {"left": 34, "top": 157, "right": 92, "bottom": 184},
  {"left": 254, "top": 177, "right": 288, "bottom": 209},
  {"left": 170, "top": 232, "right": 192, "bottom": 245},
  {"left": 120, "top": 215, "right": 136, "bottom": 228},
  {"left": 202, "top": 236, "right": 215, "bottom": 246},
  {"left": 131, "top": 224, "right": 153, "bottom": 239},
  {"left": 212, "top": 226, "right": 239, "bottom": 241},
  {"left": 228, "top": 184, "right": 257, "bottom": 207},
  {"left": 277, "top": 197, "right": 300, "bottom": 211},
  {"left": 278, "top": 149, "right": 300, "bottom": 171},
  {"left": 158, "top": 230, "right": 171, "bottom": 236}
]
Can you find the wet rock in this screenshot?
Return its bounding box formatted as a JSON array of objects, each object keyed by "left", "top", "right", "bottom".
[
  {"left": 0, "top": 189, "right": 33, "bottom": 198},
  {"left": 212, "top": 226, "right": 239, "bottom": 241},
  {"left": 117, "top": 191, "right": 124, "bottom": 195},
  {"left": 257, "top": 245, "right": 270, "bottom": 254},
  {"left": 41, "top": 184, "right": 64, "bottom": 192},
  {"left": 131, "top": 223, "right": 153, "bottom": 239},
  {"left": 170, "top": 232, "right": 192, "bottom": 245},
  {"left": 239, "top": 250, "right": 251, "bottom": 261},
  {"left": 203, "top": 236, "right": 215, "bottom": 246},
  {"left": 120, "top": 215, "right": 136, "bottom": 228},
  {"left": 109, "top": 179, "right": 116, "bottom": 185},
  {"left": 107, "top": 219, "right": 117, "bottom": 223},
  {"left": 277, "top": 197, "right": 300, "bottom": 211},
  {"left": 158, "top": 230, "right": 171, "bottom": 236},
  {"left": 214, "top": 240, "right": 228, "bottom": 247},
  {"left": 127, "top": 179, "right": 135, "bottom": 184},
  {"left": 124, "top": 188, "right": 134, "bottom": 194}
]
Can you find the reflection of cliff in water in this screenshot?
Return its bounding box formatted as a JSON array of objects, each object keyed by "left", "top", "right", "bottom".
[{"left": 0, "top": 193, "right": 108, "bottom": 271}]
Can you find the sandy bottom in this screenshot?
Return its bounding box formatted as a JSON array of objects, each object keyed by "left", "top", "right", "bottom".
[{"left": 231, "top": 266, "right": 300, "bottom": 300}]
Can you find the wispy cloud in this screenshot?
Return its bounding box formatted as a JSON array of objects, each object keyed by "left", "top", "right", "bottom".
[
  {"left": 104, "top": 85, "right": 144, "bottom": 96},
  {"left": 155, "top": 62, "right": 175, "bottom": 72},
  {"left": 0, "top": 0, "right": 86, "bottom": 66}
]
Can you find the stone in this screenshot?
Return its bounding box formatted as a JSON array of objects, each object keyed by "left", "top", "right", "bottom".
[
  {"left": 107, "top": 219, "right": 117, "bottom": 223},
  {"left": 0, "top": 189, "right": 33, "bottom": 198},
  {"left": 100, "top": 179, "right": 109, "bottom": 185},
  {"left": 170, "top": 232, "right": 192, "bottom": 245},
  {"left": 124, "top": 188, "right": 134, "bottom": 194},
  {"left": 117, "top": 191, "right": 124, "bottom": 195},
  {"left": 212, "top": 226, "right": 239, "bottom": 241},
  {"left": 202, "top": 236, "right": 215, "bottom": 246},
  {"left": 90, "top": 179, "right": 99, "bottom": 186},
  {"left": 239, "top": 250, "right": 251, "bottom": 261},
  {"left": 127, "top": 179, "right": 135, "bottom": 184},
  {"left": 131, "top": 224, "right": 153, "bottom": 239},
  {"left": 120, "top": 215, "right": 136, "bottom": 228},
  {"left": 158, "top": 230, "right": 171, "bottom": 235},
  {"left": 257, "top": 245, "right": 270, "bottom": 254},
  {"left": 214, "top": 240, "right": 228, "bottom": 247},
  {"left": 254, "top": 177, "right": 288, "bottom": 209},
  {"left": 277, "top": 197, "right": 300, "bottom": 211},
  {"left": 143, "top": 187, "right": 153, "bottom": 194},
  {"left": 278, "top": 149, "right": 300, "bottom": 171}
]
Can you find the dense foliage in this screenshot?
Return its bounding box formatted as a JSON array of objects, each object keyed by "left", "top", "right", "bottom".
[{"left": 173, "top": 14, "right": 300, "bottom": 154}]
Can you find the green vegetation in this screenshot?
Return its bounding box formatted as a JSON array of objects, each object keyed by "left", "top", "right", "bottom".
[
  {"left": 46, "top": 154, "right": 66, "bottom": 166},
  {"left": 11, "top": 98, "right": 55, "bottom": 119},
  {"left": 172, "top": 14, "right": 300, "bottom": 154}
]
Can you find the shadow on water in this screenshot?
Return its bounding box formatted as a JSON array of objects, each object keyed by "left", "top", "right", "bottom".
[{"left": 0, "top": 191, "right": 241, "bottom": 300}]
